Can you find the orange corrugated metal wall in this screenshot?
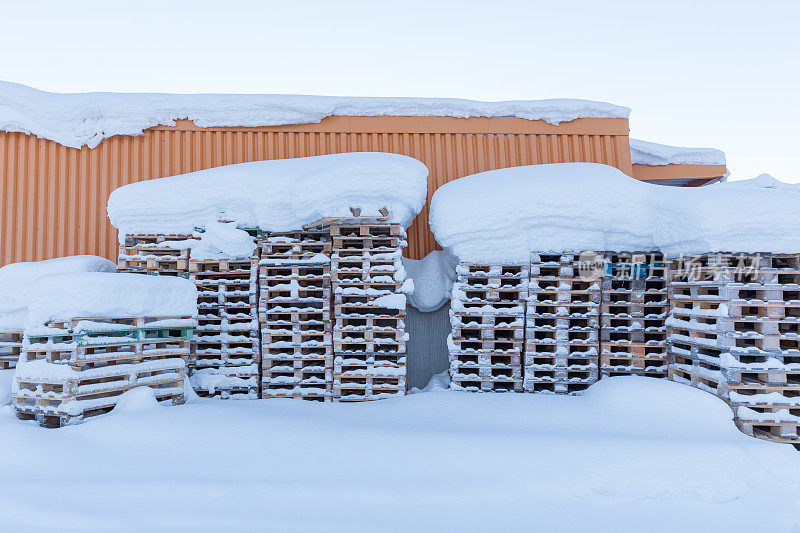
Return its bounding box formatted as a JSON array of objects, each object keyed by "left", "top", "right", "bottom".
[{"left": 0, "top": 116, "right": 631, "bottom": 265}]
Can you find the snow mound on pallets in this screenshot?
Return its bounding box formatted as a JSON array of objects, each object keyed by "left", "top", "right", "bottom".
[
  {"left": 630, "top": 139, "right": 726, "bottom": 166},
  {"left": 0, "top": 81, "right": 631, "bottom": 149},
  {"left": 402, "top": 251, "right": 456, "bottom": 312},
  {"left": 24, "top": 272, "right": 197, "bottom": 331},
  {"left": 429, "top": 163, "right": 800, "bottom": 262},
  {"left": 107, "top": 152, "right": 429, "bottom": 237},
  {"left": 171, "top": 222, "right": 257, "bottom": 260},
  {"left": 0, "top": 256, "right": 116, "bottom": 330}
]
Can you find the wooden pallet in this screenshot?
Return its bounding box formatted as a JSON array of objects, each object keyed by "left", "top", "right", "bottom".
[
  {"left": 14, "top": 355, "right": 186, "bottom": 427},
  {"left": 450, "top": 351, "right": 522, "bottom": 367},
  {"left": 449, "top": 376, "right": 523, "bottom": 393},
  {"left": 190, "top": 365, "right": 259, "bottom": 399},
  {"left": 0, "top": 329, "right": 22, "bottom": 369},
  {"left": 259, "top": 232, "right": 331, "bottom": 262}
]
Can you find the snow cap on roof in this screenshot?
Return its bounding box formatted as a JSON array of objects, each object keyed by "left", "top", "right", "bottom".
[
  {"left": 630, "top": 139, "right": 726, "bottom": 166},
  {"left": 25, "top": 272, "right": 197, "bottom": 330},
  {"left": 107, "top": 152, "right": 429, "bottom": 238},
  {"left": 429, "top": 163, "right": 800, "bottom": 262},
  {"left": 0, "top": 81, "right": 631, "bottom": 149}
]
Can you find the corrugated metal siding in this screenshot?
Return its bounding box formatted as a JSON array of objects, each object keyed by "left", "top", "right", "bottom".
[
  {"left": 405, "top": 304, "right": 451, "bottom": 390},
  {"left": 0, "top": 116, "right": 631, "bottom": 265}
]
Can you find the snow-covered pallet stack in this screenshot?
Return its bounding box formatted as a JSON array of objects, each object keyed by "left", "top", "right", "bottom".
[
  {"left": 259, "top": 231, "right": 333, "bottom": 401},
  {"left": 667, "top": 253, "right": 800, "bottom": 444},
  {"left": 525, "top": 254, "right": 599, "bottom": 394},
  {"left": 117, "top": 234, "right": 196, "bottom": 277},
  {"left": 0, "top": 329, "right": 22, "bottom": 369},
  {"left": 600, "top": 252, "right": 669, "bottom": 378},
  {"left": 330, "top": 218, "right": 408, "bottom": 401},
  {"left": 13, "top": 315, "right": 193, "bottom": 427},
  {"left": 189, "top": 257, "right": 260, "bottom": 399},
  {"left": 449, "top": 263, "right": 526, "bottom": 393}
]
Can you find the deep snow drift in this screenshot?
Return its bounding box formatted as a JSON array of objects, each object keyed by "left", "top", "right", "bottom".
[
  {"left": 0, "top": 377, "right": 797, "bottom": 532},
  {"left": 0, "top": 81, "right": 631, "bottom": 149},
  {"left": 629, "top": 138, "right": 726, "bottom": 166},
  {"left": 0, "top": 256, "right": 116, "bottom": 329},
  {"left": 429, "top": 163, "right": 800, "bottom": 262},
  {"left": 107, "top": 153, "right": 428, "bottom": 238},
  {"left": 25, "top": 272, "right": 197, "bottom": 330},
  {"left": 402, "top": 251, "right": 456, "bottom": 312}
]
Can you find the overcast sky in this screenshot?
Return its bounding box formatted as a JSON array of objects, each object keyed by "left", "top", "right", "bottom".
[{"left": 1, "top": 0, "right": 797, "bottom": 182}]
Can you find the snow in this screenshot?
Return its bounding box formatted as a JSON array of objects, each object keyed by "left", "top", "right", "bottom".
[
  {"left": 0, "top": 256, "right": 116, "bottom": 330},
  {"left": 0, "top": 369, "right": 12, "bottom": 405},
  {"left": 630, "top": 138, "right": 726, "bottom": 166},
  {"left": 25, "top": 272, "right": 197, "bottom": 329},
  {"left": 429, "top": 162, "right": 800, "bottom": 262},
  {"left": 0, "top": 376, "right": 798, "bottom": 532},
  {"left": 0, "top": 81, "right": 631, "bottom": 149},
  {"left": 174, "top": 221, "right": 257, "bottom": 259},
  {"left": 369, "top": 294, "right": 408, "bottom": 310},
  {"left": 402, "top": 251, "right": 456, "bottom": 312},
  {"left": 112, "top": 387, "right": 162, "bottom": 413},
  {"left": 107, "top": 153, "right": 429, "bottom": 237},
  {"left": 725, "top": 173, "right": 800, "bottom": 192}
]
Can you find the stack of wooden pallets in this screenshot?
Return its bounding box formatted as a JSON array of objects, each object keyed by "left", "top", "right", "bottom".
[
  {"left": 259, "top": 231, "right": 333, "bottom": 401},
  {"left": 117, "top": 234, "right": 197, "bottom": 277},
  {"left": 13, "top": 315, "right": 193, "bottom": 427},
  {"left": 525, "top": 254, "right": 599, "bottom": 394},
  {"left": 667, "top": 253, "right": 800, "bottom": 444},
  {"left": 600, "top": 252, "right": 669, "bottom": 378},
  {"left": 190, "top": 257, "right": 260, "bottom": 399},
  {"left": 328, "top": 216, "right": 408, "bottom": 401},
  {"left": 0, "top": 329, "right": 22, "bottom": 369},
  {"left": 449, "top": 263, "right": 527, "bottom": 393}
]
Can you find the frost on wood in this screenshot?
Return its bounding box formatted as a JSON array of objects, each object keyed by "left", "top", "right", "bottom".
[
  {"left": 13, "top": 313, "right": 193, "bottom": 426},
  {"left": 666, "top": 253, "right": 800, "bottom": 443},
  {"left": 107, "top": 152, "right": 429, "bottom": 237},
  {"left": 429, "top": 163, "right": 800, "bottom": 262},
  {"left": 0, "top": 81, "right": 631, "bottom": 149}
]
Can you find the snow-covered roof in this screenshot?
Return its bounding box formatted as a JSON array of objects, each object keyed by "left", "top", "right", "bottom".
[
  {"left": 0, "top": 256, "right": 116, "bottom": 330},
  {"left": 25, "top": 272, "right": 197, "bottom": 330},
  {"left": 107, "top": 152, "right": 429, "bottom": 237},
  {"left": 429, "top": 163, "right": 800, "bottom": 262},
  {"left": 630, "top": 139, "right": 726, "bottom": 166},
  {"left": 0, "top": 81, "right": 631, "bottom": 149}
]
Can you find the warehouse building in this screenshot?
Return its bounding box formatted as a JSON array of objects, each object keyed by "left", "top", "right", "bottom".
[{"left": 0, "top": 81, "right": 726, "bottom": 266}]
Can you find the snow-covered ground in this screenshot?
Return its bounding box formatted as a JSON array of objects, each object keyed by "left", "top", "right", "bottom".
[{"left": 0, "top": 376, "right": 797, "bottom": 532}]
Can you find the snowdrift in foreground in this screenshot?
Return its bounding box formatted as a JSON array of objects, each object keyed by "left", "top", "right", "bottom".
[
  {"left": 0, "top": 377, "right": 797, "bottom": 532},
  {"left": 429, "top": 163, "right": 800, "bottom": 262},
  {"left": 25, "top": 273, "right": 197, "bottom": 330},
  {"left": 0, "top": 256, "right": 116, "bottom": 329},
  {"left": 0, "top": 81, "right": 631, "bottom": 149},
  {"left": 107, "top": 153, "right": 429, "bottom": 238},
  {"left": 630, "top": 138, "right": 726, "bottom": 166},
  {"left": 402, "top": 251, "right": 456, "bottom": 312}
]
